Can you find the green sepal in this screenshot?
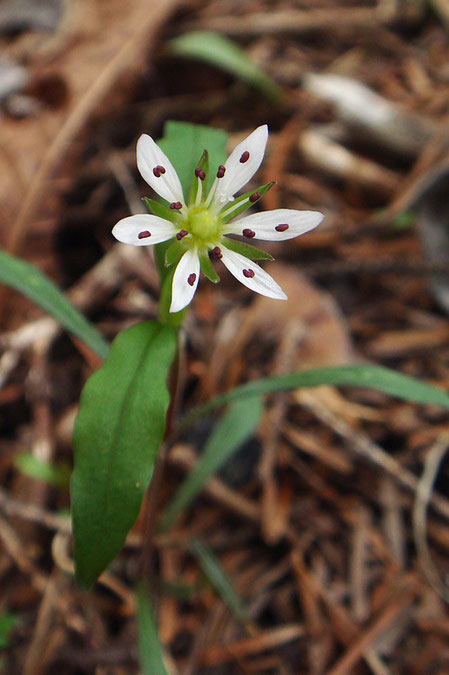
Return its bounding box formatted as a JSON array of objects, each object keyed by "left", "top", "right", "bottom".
[
  {"left": 158, "top": 265, "right": 187, "bottom": 327},
  {"left": 199, "top": 249, "right": 220, "bottom": 283},
  {"left": 220, "top": 182, "right": 275, "bottom": 223},
  {"left": 143, "top": 197, "right": 181, "bottom": 225},
  {"left": 165, "top": 239, "right": 189, "bottom": 267},
  {"left": 221, "top": 237, "right": 274, "bottom": 261},
  {"left": 189, "top": 149, "right": 209, "bottom": 205}
]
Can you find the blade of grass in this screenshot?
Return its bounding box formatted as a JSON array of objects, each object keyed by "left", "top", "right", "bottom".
[
  {"left": 188, "top": 539, "right": 249, "bottom": 624},
  {"left": 168, "top": 31, "right": 283, "bottom": 103},
  {"left": 160, "top": 395, "right": 263, "bottom": 532},
  {"left": 136, "top": 582, "right": 168, "bottom": 675},
  {"left": 0, "top": 250, "right": 108, "bottom": 360},
  {"left": 177, "top": 364, "right": 449, "bottom": 433}
]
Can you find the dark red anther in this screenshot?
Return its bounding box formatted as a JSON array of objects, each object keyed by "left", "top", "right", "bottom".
[
  {"left": 170, "top": 201, "right": 182, "bottom": 210},
  {"left": 275, "top": 223, "right": 289, "bottom": 232},
  {"left": 187, "top": 273, "right": 197, "bottom": 286},
  {"left": 243, "top": 268, "right": 255, "bottom": 278},
  {"left": 153, "top": 165, "right": 166, "bottom": 177},
  {"left": 195, "top": 168, "right": 206, "bottom": 181},
  {"left": 211, "top": 246, "right": 222, "bottom": 259},
  {"left": 216, "top": 165, "right": 226, "bottom": 178},
  {"left": 176, "top": 229, "right": 188, "bottom": 241},
  {"left": 240, "top": 151, "right": 250, "bottom": 163},
  {"left": 138, "top": 230, "right": 151, "bottom": 239},
  {"left": 242, "top": 229, "right": 256, "bottom": 239},
  {"left": 249, "top": 192, "right": 261, "bottom": 203}
]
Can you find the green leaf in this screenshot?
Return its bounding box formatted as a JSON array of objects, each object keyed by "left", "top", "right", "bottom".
[
  {"left": 72, "top": 321, "right": 177, "bottom": 588},
  {"left": 199, "top": 249, "right": 220, "bottom": 283},
  {"left": 168, "top": 32, "right": 283, "bottom": 103},
  {"left": 221, "top": 237, "right": 274, "bottom": 261},
  {"left": 143, "top": 197, "right": 181, "bottom": 225},
  {"left": 189, "top": 540, "right": 249, "bottom": 624},
  {"left": 136, "top": 582, "right": 168, "bottom": 675},
  {"left": 0, "top": 250, "right": 108, "bottom": 360},
  {"left": 220, "top": 182, "right": 275, "bottom": 222},
  {"left": 158, "top": 121, "right": 227, "bottom": 196},
  {"left": 159, "top": 396, "right": 263, "bottom": 532},
  {"left": 165, "top": 239, "right": 188, "bottom": 267},
  {"left": 0, "top": 613, "right": 18, "bottom": 650},
  {"left": 178, "top": 365, "right": 449, "bottom": 432},
  {"left": 15, "top": 454, "right": 71, "bottom": 488}
]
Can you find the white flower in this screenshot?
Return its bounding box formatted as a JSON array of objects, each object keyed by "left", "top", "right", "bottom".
[{"left": 112, "top": 125, "right": 323, "bottom": 313}]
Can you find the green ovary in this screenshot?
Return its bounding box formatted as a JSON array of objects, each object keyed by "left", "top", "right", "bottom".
[{"left": 185, "top": 207, "right": 221, "bottom": 245}]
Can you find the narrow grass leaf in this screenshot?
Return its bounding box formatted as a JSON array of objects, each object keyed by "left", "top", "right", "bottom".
[
  {"left": 136, "top": 582, "right": 168, "bottom": 675},
  {"left": 0, "top": 613, "right": 18, "bottom": 650},
  {"left": 160, "top": 395, "right": 263, "bottom": 532},
  {"left": 169, "top": 32, "right": 283, "bottom": 103},
  {"left": 178, "top": 364, "right": 449, "bottom": 431},
  {"left": 189, "top": 539, "right": 249, "bottom": 624},
  {"left": 15, "top": 454, "right": 71, "bottom": 488},
  {"left": 0, "top": 250, "right": 109, "bottom": 360},
  {"left": 72, "top": 321, "right": 177, "bottom": 588}
]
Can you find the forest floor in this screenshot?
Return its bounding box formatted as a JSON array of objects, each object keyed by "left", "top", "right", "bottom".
[{"left": 2, "top": 0, "right": 449, "bottom": 673}]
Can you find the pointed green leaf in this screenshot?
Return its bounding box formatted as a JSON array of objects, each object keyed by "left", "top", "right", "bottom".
[
  {"left": 199, "top": 249, "right": 220, "bottom": 283},
  {"left": 143, "top": 197, "right": 180, "bottom": 225},
  {"left": 0, "top": 250, "right": 108, "bottom": 360},
  {"left": 159, "top": 396, "right": 263, "bottom": 532},
  {"left": 15, "top": 454, "right": 70, "bottom": 488},
  {"left": 221, "top": 237, "right": 274, "bottom": 261},
  {"left": 220, "top": 182, "right": 275, "bottom": 223},
  {"left": 136, "top": 582, "right": 168, "bottom": 675},
  {"left": 168, "top": 32, "right": 283, "bottom": 103},
  {"left": 165, "top": 239, "right": 188, "bottom": 267},
  {"left": 189, "top": 540, "right": 249, "bottom": 624},
  {"left": 178, "top": 365, "right": 449, "bottom": 433},
  {"left": 72, "top": 321, "right": 177, "bottom": 588},
  {"left": 158, "top": 121, "right": 227, "bottom": 195}
]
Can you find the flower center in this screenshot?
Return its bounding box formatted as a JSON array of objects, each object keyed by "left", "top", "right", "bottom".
[{"left": 186, "top": 207, "right": 221, "bottom": 244}]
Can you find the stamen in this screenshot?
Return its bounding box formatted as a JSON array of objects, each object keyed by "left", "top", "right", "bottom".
[
  {"left": 138, "top": 230, "right": 151, "bottom": 239},
  {"left": 170, "top": 201, "right": 182, "bottom": 210},
  {"left": 240, "top": 151, "right": 250, "bottom": 163},
  {"left": 216, "top": 165, "right": 226, "bottom": 178},
  {"left": 249, "top": 192, "right": 261, "bottom": 203},
  {"left": 242, "top": 229, "right": 256, "bottom": 238},
  {"left": 243, "top": 268, "right": 255, "bottom": 278},
  {"left": 211, "top": 246, "right": 223, "bottom": 259},
  {"left": 176, "top": 229, "right": 188, "bottom": 240},
  {"left": 187, "top": 273, "right": 197, "bottom": 286},
  {"left": 275, "top": 224, "right": 289, "bottom": 232},
  {"left": 195, "top": 168, "right": 206, "bottom": 181},
  {"left": 153, "top": 165, "right": 166, "bottom": 177}
]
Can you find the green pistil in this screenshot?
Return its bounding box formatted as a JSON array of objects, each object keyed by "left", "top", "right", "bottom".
[{"left": 185, "top": 206, "right": 221, "bottom": 244}]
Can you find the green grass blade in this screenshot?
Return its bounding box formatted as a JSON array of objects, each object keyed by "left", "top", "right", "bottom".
[
  {"left": 189, "top": 539, "right": 249, "bottom": 624},
  {"left": 178, "top": 364, "right": 449, "bottom": 432},
  {"left": 169, "top": 32, "right": 283, "bottom": 103},
  {"left": 136, "top": 582, "right": 168, "bottom": 675},
  {"left": 0, "top": 249, "right": 108, "bottom": 360},
  {"left": 160, "top": 395, "right": 263, "bottom": 532}
]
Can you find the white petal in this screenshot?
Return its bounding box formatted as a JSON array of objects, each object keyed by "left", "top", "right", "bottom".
[
  {"left": 211, "top": 125, "right": 268, "bottom": 208},
  {"left": 137, "top": 134, "right": 185, "bottom": 205},
  {"left": 224, "top": 209, "right": 324, "bottom": 241},
  {"left": 112, "top": 214, "right": 177, "bottom": 246},
  {"left": 220, "top": 248, "right": 287, "bottom": 300},
  {"left": 170, "top": 248, "right": 200, "bottom": 313}
]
